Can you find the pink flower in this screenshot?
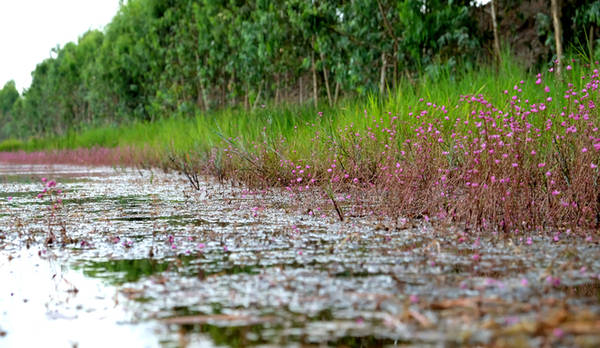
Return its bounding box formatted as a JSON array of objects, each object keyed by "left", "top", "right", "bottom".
[
  {"left": 592, "top": 163, "right": 598, "bottom": 169},
  {"left": 553, "top": 328, "right": 564, "bottom": 338},
  {"left": 546, "top": 275, "right": 561, "bottom": 287},
  {"left": 566, "top": 65, "right": 572, "bottom": 71},
  {"left": 552, "top": 190, "right": 560, "bottom": 196},
  {"left": 544, "top": 86, "right": 550, "bottom": 93}
]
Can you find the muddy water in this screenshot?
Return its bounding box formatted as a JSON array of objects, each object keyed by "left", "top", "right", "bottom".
[{"left": 1, "top": 163, "right": 600, "bottom": 347}]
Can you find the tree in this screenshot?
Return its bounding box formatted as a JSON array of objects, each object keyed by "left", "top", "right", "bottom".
[
  {"left": 490, "top": 0, "right": 501, "bottom": 64},
  {"left": 551, "top": 0, "right": 563, "bottom": 75},
  {"left": 0, "top": 81, "right": 19, "bottom": 115},
  {"left": 0, "top": 81, "right": 20, "bottom": 139}
]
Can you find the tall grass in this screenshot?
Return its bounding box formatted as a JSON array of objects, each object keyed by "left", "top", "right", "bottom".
[{"left": 2, "top": 55, "right": 598, "bottom": 232}]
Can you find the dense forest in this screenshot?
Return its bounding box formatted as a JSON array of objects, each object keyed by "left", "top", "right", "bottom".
[{"left": 0, "top": 0, "right": 599, "bottom": 140}]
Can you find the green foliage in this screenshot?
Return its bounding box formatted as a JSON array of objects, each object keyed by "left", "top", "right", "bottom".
[
  {"left": 0, "top": 138, "right": 23, "bottom": 152},
  {"left": 13, "top": 53, "right": 543, "bottom": 158},
  {"left": 0, "top": 81, "right": 18, "bottom": 114},
  {"left": 1, "top": 0, "right": 597, "bottom": 141},
  {"left": 0, "top": 81, "right": 20, "bottom": 139}
]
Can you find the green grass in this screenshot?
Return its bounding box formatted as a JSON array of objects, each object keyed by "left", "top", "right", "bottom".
[
  {"left": 1, "top": 54, "right": 587, "bottom": 166},
  {"left": 2, "top": 54, "right": 598, "bottom": 231}
]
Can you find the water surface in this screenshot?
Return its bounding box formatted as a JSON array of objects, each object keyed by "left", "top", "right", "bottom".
[{"left": 1, "top": 163, "right": 599, "bottom": 347}]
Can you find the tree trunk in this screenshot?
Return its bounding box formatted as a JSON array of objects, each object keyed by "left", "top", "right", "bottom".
[
  {"left": 195, "top": 50, "right": 209, "bottom": 111},
  {"left": 491, "top": 0, "right": 502, "bottom": 64},
  {"left": 320, "top": 51, "right": 333, "bottom": 107},
  {"left": 299, "top": 75, "right": 303, "bottom": 104},
  {"left": 228, "top": 69, "right": 235, "bottom": 106},
  {"left": 197, "top": 84, "right": 207, "bottom": 111},
  {"left": 392, "top": 44, "right": 398, "bottom": 91},
  {"left": 196, "top": 83, "right": 204, "bottom": 109},
  {"left": 376, "top": 0, "right": 399, "bottom": 91},
  {"left": 284, "top": 71, "right": 289, "bottom": 102},
  {"left": 275, "top": 74, "right": 280, "bottom": 105},
  {"left": 221, "top": 85, "right": 225, "bottom": 108},
  {"left": 379, "top": 52, "right": 387, "bottom": 97},
  {"left": 311, "top": 53, "right": 318, "bottom": 108},
  {"left": 200, "top": 81, "right": 209, "bottom": 112},
  {"left": 551, "top": 0, "right": 563, "bottom": 75},
  {"left": 252, "top": 82, "right": 263, "bottom": 111},
  {"left": 590, "top": 25, "right": 595, "bottom": 57},
  {"left": 334, "top": 81, "right": 340, "bottom": 105}
]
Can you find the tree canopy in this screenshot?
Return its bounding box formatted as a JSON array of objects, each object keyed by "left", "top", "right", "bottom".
[{"left": 1, "top": 0, "right": 597, "bottom": 140}]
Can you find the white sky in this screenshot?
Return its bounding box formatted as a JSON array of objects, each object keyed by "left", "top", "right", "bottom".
[{"left": 0, "top": 0, "right": 120, "bottom": 93}]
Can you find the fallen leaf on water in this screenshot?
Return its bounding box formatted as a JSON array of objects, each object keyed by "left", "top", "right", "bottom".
[
  {"left": 481, "top": 319, "right": 500, "bottom": 330},
  {"left": 408, "top": 309, "right": 433, "bottom": 328},
  {"left": 561, "top": 320, "right": 600, "bottom": 334},
  {"left": 430, "top": 297, "right": 479, "bottom": 310},
  {"left": 540, "top": 308, "right": 568, "bottom": 328},
  {"left": 120, "top": 287, "right": 144, "bottom": 299},
  {"left": 163, "top": 314, "right": 275, "bottom": 325},
  {"left": 500, "top": 320, "right": 538, "bottom": 335}
]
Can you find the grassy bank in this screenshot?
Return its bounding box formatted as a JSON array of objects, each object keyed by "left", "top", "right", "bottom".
[{"left": 1, "top": 57, "right": 599, "bottom": 232}]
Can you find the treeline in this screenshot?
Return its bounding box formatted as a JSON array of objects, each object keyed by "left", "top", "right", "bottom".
[{"left": 0, "top": 0, "right": 599, "bottom": 140}]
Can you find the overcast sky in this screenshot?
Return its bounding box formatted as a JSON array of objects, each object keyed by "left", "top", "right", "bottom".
[{"left": 0, "top": 0, "right": 120, "bottom": 93}]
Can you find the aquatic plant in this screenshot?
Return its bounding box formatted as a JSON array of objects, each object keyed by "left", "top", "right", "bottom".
[
  {"left": 0, "top": 147, "right": 145, "bottom": 167},
  {"left": 2, "top": 59, "right": 598, "bottom": 233},
  {"left": 35, "top": 177, "right": 71, "bottom": 245},
  {"left": 220, "top": 62, "right": 600, "bottom": 233}
]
